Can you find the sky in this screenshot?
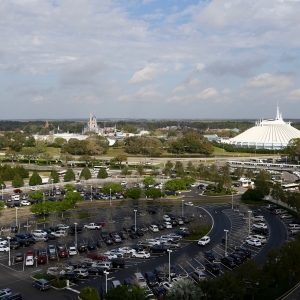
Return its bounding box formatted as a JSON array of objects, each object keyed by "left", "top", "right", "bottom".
[{"left": 1, "top": 0, "right": 300, "bottom": 120}]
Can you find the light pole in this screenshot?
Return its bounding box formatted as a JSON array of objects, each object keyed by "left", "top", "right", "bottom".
[
  {"left": 51, "top": 179, "right": 54, "bottom": 194},
  {"left": 1, "top": 184, "right": 3, "bottom": 200},
  {"left": 134, "top": 210, "right": 137, "bottom": 231},
  {"left": 231, "top": 192, "right": 234, "bottom": 210},
  {"left": 167, "top": 249, "right": 172, "bottom": 283},
  {"left": 74, "top": 222, "right": 78, "bottom": 248},
  {"left": 90, "top": 185, "right": 93, "bottom": 201},
  {"left": 7, "top": 237, "right": 11, "bottom": 266},
  {"left": 104, "top": 271, "right": 109, "bottom": 293},
  {"left": 224, "top": 229, "right": 229, "bottom": 257},
  {"left": 109, "top": 188, "right": 112, "bottom": 206},
  {"left": 181, "top": 200, "right": 184, "bottom": 217},
  {"left": 15, "top": 207, "right": 18, "bottom": 227},
  {"left": 248, "top": 210, "right": 252, "bottom": 234}
]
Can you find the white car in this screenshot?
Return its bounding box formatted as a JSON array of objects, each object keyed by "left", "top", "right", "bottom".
[
  {"left": 68, "top": 246, "right": 77, "bottom": 256},
  {"left": 198, "top": 236, "right": 210, "bottom": 246},
  {"left": 184, "top": 202, "right": 194, "bottom": 206},
  {"left": 120, "top": 181, "right": 127, "bottom": 186},
  {"left": 161, "top": 281, "right": 173, "bottom": 290},
  {"left": 31, "top": 230, "right": 47, "bottom": 237},
  {"left": 52, "top": 230, "right": 68, "bottom": 237},
  {"left": 246, "top": 238, "right": 262, "bottom": 247},
  {"left": 56, "top": 224, "right": 69, "bottom": 230},
  {"left": 0, "top": 245, "right": 9, "bottom": 252},
  {"left": 252, "top": 223, "right": 268, "bottom": 229},
  {"left": 163, "top": 222, "right": 172, "bottom": 229},
  {"left": 149, "top": 225, "right": 159, "bottom": 232},
  {"left": 47, "top": 267, "right": 66, "bottom": 276},
  {"left": 163, "top": 215, "right": 171, "bottom": 222},
  {"left": 118, "top": 247, "right": 136, "bottom": 255},
  {"left": 131, "top": 251, "right": 150, "bottom": 259},
  {"left": 103, "top": 251, "right": 118, "bottom": 259},
  {"left": 190, "top": 183, "right": 197, "bottom": 188},
  {"left": 25, "top": 256, "right": 34, "bottom": 266},
  {"left": 280, "top": 214, "right": 293, "bottom": 219},
  {"left": 0, "top": 289, "right": 12, "bottom": 299},
  {"left": 20, "top": 200, "right": 31, "bottom": 206},
  {"left": 252, "top": 215, "right": 264, "bottom": 222},
  {"left": 0, "top": 238, "right": 8, "bottom": 246}
]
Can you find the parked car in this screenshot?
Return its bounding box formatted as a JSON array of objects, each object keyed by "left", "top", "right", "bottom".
[
  {"left": 221, "top": 256, "right": 236, "bottom": 269},
  {"left": 149, "top": 225, "right": 159, "bottom": 232},
  {"left": 131, "top": 251, "right": 150, "bottom": 259},
  {"left": 61, "top": 272, "right": 80, "bottom": 282},
  {"left": 77, "top": 243, "right": 88, "bottom": 253},
  {"left": 205, "top": 263, "right": 220, "bottom": 275},
  {"left": 68, "top": 246, "right": 77, "bottom": 256},
  {"left": 252, "top": 227, "right": 269, "bottom": 235},
  {"left": 252, "top": 223, "right": 268, "bottom": 229},
  {"left": 73, "top": 268, "right": 89, "bottom": 278},
  {"left": 246, "top": 238, "right": 262, "bottom": 247},
  {"left": 144, "top": 271, "right": 158, "bottom": 287},
  {"left": 32, "top": 279, "right": 51, "bottom": 291},
  {"left": 110, "top": 258, "right": 125, "bottom": 268},
  {"left": 149, "top": 245, "right": 170, "bottom": 253},
  {"left": 14, "top": 253, "right": 23, "bottom": 262},
  {"left": 87, "top": 267, "right": 104, "bottom": 275},
  {"left": 204, "top": 251, "right": 216, "bottom": 262},
  {"left": 37, "top": 254, "right": 47, "bottom": 264},
  {"left": 191, "top": 270, "right": 206, "bottom": 282},
  {"left": 0, "top": 289, "right": 11, "bottom": 299}
]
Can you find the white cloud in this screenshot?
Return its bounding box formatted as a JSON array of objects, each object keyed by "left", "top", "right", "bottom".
[
  {"left": 222, "top": 88, "right": 232, "bottom": 95},
  {"left": 196, "top": 88, "right": 219, "bottom": 100},
  {"left": 173, "top": 78, "right": 200, "bottom": 93},
  {"left": 117, "top": 85, "right": 162, "bottom": 102},
  {"left": 128, "top": 64, "right": 160, "bottom": 84},
  {"left": 30, "top": 96, "right": 48, "bottom": 103},
  {"left": 244, "top": 73, "right": 293, "bottom": 94},
  {"left": 287, "top": 89, "right": 300, "bottom": 102}
]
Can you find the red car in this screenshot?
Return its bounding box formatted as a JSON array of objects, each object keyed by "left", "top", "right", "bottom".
[
  {"left": 37, "top": 255, "right": 47, "bottom": 264},
  {"left": 13, "top": 189, "right": 22, "bottom": 194},
  {"left": 26, "top": 249, "right": 35, "bottom": 256},
  {"left": 87, "top": 253, "right": 108, "bottom": 261},
  {"left": 58, "top": 250, "right": 68, "bottom": 258},
  {"left": 96, "top": 221, "right": 105, "bottom": 227}
]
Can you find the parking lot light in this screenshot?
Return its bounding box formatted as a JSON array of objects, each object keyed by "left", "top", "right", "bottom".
[
  {"left": 74, "top": 222, "right": 77, "bottom": 248},
  {"left": 51, "top": 178, "right": 54, "bottom": 193},
  {"left": 167, "top": 249, "right": 172, "bottom": 283},
  {"left": 90, "top": 185, "right": 92, "bottom": 201},
  {"left": 248, "top": 210, "right": 252, "bottom": 234},
  {"left": 231, "top": 192, "right": 234, "bottom": 210},
  {"left": 104, "top": 271, "right": 109, "bottom": 293},
  {"left": 15, "top": 207, "right": 18, "bottom": 227},
  {"left": 110, "top": 188, "right": 111, "bottom": 206},
  {"left": 181, "top": 200, "right": 184, "bottom": 217},
  {"left": 7, "top": 237, "right": 11, "bottom": 266},
  {"left": 134, "top": 210, "right": 137, "bottom": 232},
  {"left": 1, "top": 184, "right": 3, "bottom": 200},
  {"left": 224, "top": 229, "right": 229, "bottom": 257}
]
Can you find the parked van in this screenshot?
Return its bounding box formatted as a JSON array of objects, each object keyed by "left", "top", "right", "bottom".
[
  {"left": 133, "top": 272, "right": 147, "bottom": 288},
  {"left": 11, "top": 195, "right": 20, "bottom": 201},
  {"left": 252, "top": 234, "right": 267, "bottom": 244},
  {"left": 111, "top": 280, "right": 121, "bottom": 289}
]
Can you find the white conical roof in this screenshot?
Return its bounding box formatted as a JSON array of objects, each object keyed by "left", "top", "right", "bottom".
[{"left": 229, "top": 107, "right": 300, "bottom": 149}]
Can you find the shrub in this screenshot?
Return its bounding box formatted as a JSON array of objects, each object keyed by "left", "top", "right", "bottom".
[
  {"left": 79, "top": 286, "right": 100, "bottom": 300},
  {"left": 50, "top": 279, "right": 67, "bottom": 288}
]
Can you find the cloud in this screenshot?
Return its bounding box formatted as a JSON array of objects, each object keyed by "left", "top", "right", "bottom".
[
  {"left": 222, "top": 88, "right": 232, "bottom": 95},
  {"left": 59, "top": 60, "right": 106, "bottom": 86},
  {"left": 196, "top": 88, "right": 219, "bottom": 100},
  {"left": 30, "top": 96, "right": 48, "bottom": 103},
  {"left": 286, "top": 89, "right": 300, "bottom": 102},
  {"left": 172, "top": 78, "right": 200, "bottom": 93},
  {"left": 128, "top": 64, "right": 160, "bottom": 84},
  {"left": 165, "top": 95, "right": 194, "bottom": 105},
  {"left": 67, "top": 95, "right": 104, "bottom": 105},
  {"left": 279, "top": 52, "right": 296, "bottom": 63},
  {"left": 244, "top": 72, "right": 293, "bottom": 89},
  {"left": 205, "top": 59, "right": 266, "bottom": 78},
  {"left": 117, "top": 85, "right": 162, "bottom": 102}
]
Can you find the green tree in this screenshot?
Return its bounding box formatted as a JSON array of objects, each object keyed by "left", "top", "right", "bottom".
[
  {"left": 121, "top": 166, "right": 132, "bottom": 176},
  {"left": 29, "top": 170, "right": 42, "bottom": 186},
  {"left": 102, "top": 183, "right": 123, "bottom": 194},
  {"left": 145, "top": 187, "right": 164, "bottom": 200},
  {"left": 79, "top": 155, "right": 93, "bottom": 166},
  {"left": 255, "top": 170, "right": 271, "bottom": 196},
  {"left": 105, "top": 285, "right": 147, "bottom": 300},
  {"left": 63, "top": 191, "right": 83, "bottom": 204},
  {"left": 41, "top": 153, "right": 53, "bottom": 165},
  {"left": 12, "top": 173, "right": 24, "bottom": 188},
  {"left": 113, "top": 154, "right": 128, "bottom": 169},
  {"left": 136, "top": 165, "right": 145, "bottom": 176},
  {"left": 0, "top": 201, "right": 5, "bottom": 212},
  {"left": 80, "top": 167, "right": 92, "bottom": 180},
  {"left": 174, "top": 161, "right": 185, "bottom": 177},
  {"left": 163, "top": 179, "right": 186, "bottom": 195},
  {"left": 64, "top": 169, "right": 75, "bottom": 182},
  {"left": 143, "top": 177, "right": 156, "bottom": 188},
  {"left": 79, "top": 286, "right": 100, "bottom": 300},
  {"left": 165, "top": 160, "right": 173, "bottom": 170},
  {"left": 20, "top": 147, "right": 37, "bottom": 164},
  {"left": 29, "top": 190, "right": 44, "bottom": 201},
  {"left": 241, "top": 189, "right": 264, "bottom": 202},
  {"left": 167, "top": 278, "right": 203, "bottom": 300},
  {"left": 97, "top": 168, "right": 108, "bottom": 179},
  {"left": 125, "top": 188, "right": 142, "bottom": 201},
  {"left": 50, "top": 170, "right": 59, "bottom": 184}
]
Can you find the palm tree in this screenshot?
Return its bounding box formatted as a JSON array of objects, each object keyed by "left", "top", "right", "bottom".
[{"left": 166, "top": 278, "right": 203, "bottom": 300}]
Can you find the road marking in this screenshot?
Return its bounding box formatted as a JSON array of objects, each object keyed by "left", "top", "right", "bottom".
[{"left": 67, "top": 287, "right": 80, "bottom": 294}]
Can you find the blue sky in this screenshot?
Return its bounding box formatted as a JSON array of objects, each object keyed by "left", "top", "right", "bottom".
[{"left": 1, "top": 0, "right": 300, "bottom": 120}]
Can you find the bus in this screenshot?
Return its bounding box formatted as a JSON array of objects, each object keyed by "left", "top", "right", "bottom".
[
  {"left": 281, "top": 183, "right": 299, "bottom": 191},
  {"left": 94, "top": 166, "right": 110, "bottom": 172},
  {"left": 57, "top": 170, "right": 67, "bottom": 177}
]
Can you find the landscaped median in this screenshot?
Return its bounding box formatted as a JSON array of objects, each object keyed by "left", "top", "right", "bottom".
[{"left": 31, "top": 273, "right": 68, "bottom": 289}]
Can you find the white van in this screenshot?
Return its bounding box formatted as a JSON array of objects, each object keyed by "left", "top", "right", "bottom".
[
  {"left": 11, "top": 194, "right": 20, "bottom": 201},
  {"left": 133, "top": 272, "right": 147, "bottom": 288},
  {"left": 252, "top": 234, "right": 267, "bottom": 244}
]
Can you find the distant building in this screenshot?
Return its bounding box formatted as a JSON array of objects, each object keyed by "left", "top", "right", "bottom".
[
  {"left": 228, "top": 106, "right": 300, "bottom": 149},
  {"left": 83, "top": 112, "right": 101, "bottom": 134},
  {"left": 204, "top": 134, "right": 220, "bottom": 142}
]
